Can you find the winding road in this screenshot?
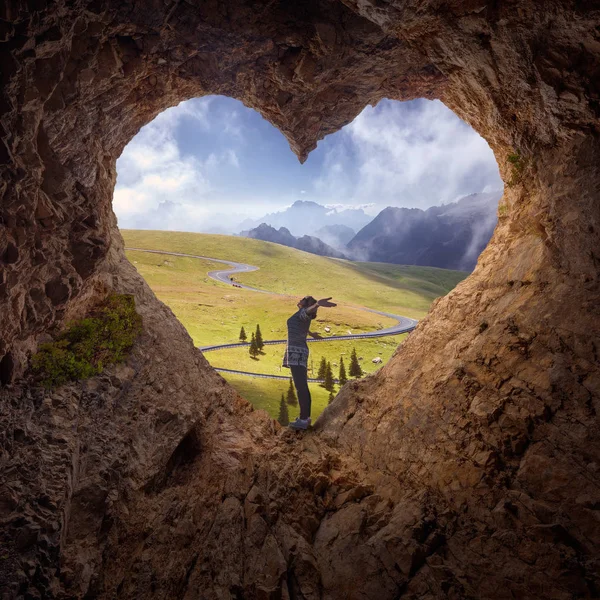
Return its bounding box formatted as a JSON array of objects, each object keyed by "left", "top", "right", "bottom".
[{"left": 126, "top": 247, "right": 418, "bottom": 382}]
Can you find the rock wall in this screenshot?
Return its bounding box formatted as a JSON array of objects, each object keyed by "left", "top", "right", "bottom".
[{"left": 1, "top": 1, "right": 599, "bottom": 598}]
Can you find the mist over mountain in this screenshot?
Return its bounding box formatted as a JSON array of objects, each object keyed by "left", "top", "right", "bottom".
[
  {"left": 244, "top": 223, "right": 347, "bottom": 259},
  {"left": 347, "top": 192, "right": 501, "bottom": 271},
  {"left": 238, "top": 200, "right": 372, "bottom": 237},
  {"left": 314, "top": 224, "right": 356, "bottom": 250}
]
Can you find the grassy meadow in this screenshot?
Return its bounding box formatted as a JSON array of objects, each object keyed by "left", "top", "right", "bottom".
[
  {"left": 122, "top": 230, "right": 467, "bottom": 420},
  {"left": 222, "top": 374, "right": 333, "bottom": 422},
  {"left": 123, "top": 230, "right": 466, "bottom": 318},
  {"left": 125, "top": 250, "right": 398, "bottom": 347},
  {"left": 206, "top": 335, "right": 404, "bottom": 378}
]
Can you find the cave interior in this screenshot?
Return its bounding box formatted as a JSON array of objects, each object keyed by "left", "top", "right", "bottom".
[{"left": 1, "top": 0, "right": 599, "bottom": 598}]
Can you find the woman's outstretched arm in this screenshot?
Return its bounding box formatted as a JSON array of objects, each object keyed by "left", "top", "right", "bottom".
[{"left": 305, "top": 297, "right": 337, "bottom": 315}]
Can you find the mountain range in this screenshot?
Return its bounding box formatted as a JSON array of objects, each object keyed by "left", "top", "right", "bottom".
[
  {"left": 240, "top": 192, "right": 501, "bottom": 271},
  {"left": 238, "top": 200, "right": 372, "bottom": 238},
  {"left": 346, "top": 192, "right": 500, "bottom": 271},
  {"left": 314, "top": 224, "right": 357, "bottom": 250},
  {"left": 243, "top": 223, "right": 347, "bottom": 259}
]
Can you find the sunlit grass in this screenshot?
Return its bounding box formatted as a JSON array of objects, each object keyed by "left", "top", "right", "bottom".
[
  {"left": 222, "top": 372, "right": 333, "bottom": 421},
  {"left": 126, "top": 250, "right": 397, "bottom": 347},
  {"left": 123, "top": 230, "right": 466, "bottom": 319},
  {"left": 122, "top": 230, "right": 468, "bottom": 419},
  {"left": 207, "top": 335, "right": 404, "bottom": 377}
]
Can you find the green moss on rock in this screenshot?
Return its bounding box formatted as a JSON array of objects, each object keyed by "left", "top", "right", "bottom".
[
  {"left": 31, "top": 294, "right": 142, "bottom": 388},
  {"left": 507, "top": 152, "right": 528, "bottom": 187}
]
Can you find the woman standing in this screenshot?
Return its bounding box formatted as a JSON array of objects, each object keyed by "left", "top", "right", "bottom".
[{"left": 283, "top": 295, "right": 336, "bottom": 430}]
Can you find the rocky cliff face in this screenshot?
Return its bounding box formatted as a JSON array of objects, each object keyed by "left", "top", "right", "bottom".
[{"left": 1, "top": 1, "right": 599, "bottom": 599}]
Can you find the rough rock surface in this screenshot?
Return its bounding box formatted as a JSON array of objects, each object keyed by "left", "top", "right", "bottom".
[{"left": 1, "top": 1, "right": 599, "bottom": 599}]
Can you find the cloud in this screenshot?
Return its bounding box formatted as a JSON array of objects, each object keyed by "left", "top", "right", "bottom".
[
  {"left": 324, "top": 202, "right": 377, "bottom": 213},
  {"left": 313, "top": 99, "right": 503, "bottom": 210},
  {"left": 160, "top": 97, "right": 214, "bottom": 130},
  {"left": 225, "top": 149, "right": 240, "bottom": 169},
  {"left": 221, "top": 107, "right": 246, "bottom": 140},
  {"left": 114, "top": 95, "right": 503, "bottom": 235},
  {"left": 123, "top": 200, "right": 232, "bottom": 233},
  {"left": 113, "top": 98, "right": 244, "bottom": 231}
]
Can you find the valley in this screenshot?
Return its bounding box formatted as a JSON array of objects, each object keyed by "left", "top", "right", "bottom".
[{"left": 123, "top": 230, "right": 467, "bottom": 419}]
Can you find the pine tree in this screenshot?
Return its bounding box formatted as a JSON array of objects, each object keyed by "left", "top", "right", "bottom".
[
  {"left": 317, "top": 356, "right": 327, "bottom": 381},
  {"left": 338, "top": 356, "right": 348, "bottom": 386},
  {"left": 249, "top": 333, "right": 259, "bottom": 358},
  {"left": 286, "top": 378, "right": 298, "bottom": 406},
  {"left": 349, "top": 347, "right": 362, "bottom": 378},
  {"left": 328, "top": 390, "right": 335, "bottom": 405},
  {"left": 255, "top": 324, "right": 264, "bottom": 351},
  {"left": 324, "top": 361, "right": 335, "bottom": 392},
  {"left": 278, "top": 393, "right": 289, "bottom": 426},
  {"left": 239, "top": 326, "right": 247, "bottom": 342}
]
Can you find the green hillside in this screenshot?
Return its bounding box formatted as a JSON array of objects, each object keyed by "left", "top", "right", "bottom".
[
  {"left": 223, "top": 374, "right": 332, "bottom": 423},
  {"left": 122, "top": 230, "right": 468, "bottom": 420},
  {"left": 125, "top": 250, "right": 398, "bottom": 347},
  {"left": 123, "top": 230, "right": 466, "bottom": 317},
  {"left": 206, "top": 336, "right": 403, "bottom": 378}
]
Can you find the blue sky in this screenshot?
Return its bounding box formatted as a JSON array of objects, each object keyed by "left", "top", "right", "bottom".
[{"left": 114, "top": 96, "right": 503, "bottom": 233}]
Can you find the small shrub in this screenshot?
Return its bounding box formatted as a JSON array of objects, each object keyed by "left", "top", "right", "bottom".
[
  {"left": 507, "top": 152, "right": 527, "bottom": 187},
  {"left": 31, "top": 294, "right": 142, "bottom": 388}
]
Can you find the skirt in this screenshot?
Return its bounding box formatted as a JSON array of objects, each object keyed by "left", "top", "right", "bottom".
[{"left": 282, "top": 345, "right": 309, "bottom": 369}]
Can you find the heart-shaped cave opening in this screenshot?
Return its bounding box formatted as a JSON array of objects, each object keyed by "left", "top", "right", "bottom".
[
  {"left": 1, "top": 1, "right": 599, "bottom": 598},
  {"left": 113, "top": 93, "right": 503, "bottom": 423}
]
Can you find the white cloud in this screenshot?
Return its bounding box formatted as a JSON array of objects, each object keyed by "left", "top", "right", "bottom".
[
  {"left": 113, "top": 98, "right": 244, "bottom": 231},
  {"left": 225, "top": 149, "right": 240, "bottom": 168},
  {"left": 114, "top": 96, "right": 503, "bottom": 234},
  {"left": 313, "top": 99, "right": 502, "bottom": 210},
  {"left": 161, "top": 97, "right": 214, "bottom": 130},
  {"left": 325, "top": 202, "right": 377, "bottom": 212},
  {"left": 222, "top": 108, "right": 246, "bottom": 139}
]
